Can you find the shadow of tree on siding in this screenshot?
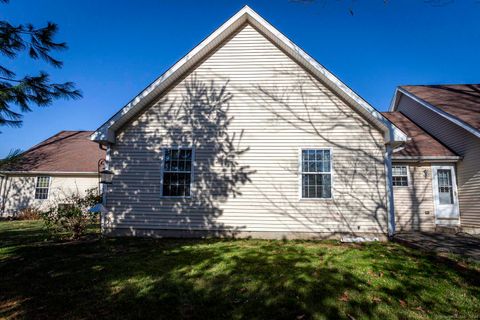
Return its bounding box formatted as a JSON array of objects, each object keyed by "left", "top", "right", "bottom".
[
  {"left": 400, "top": 163, "right": 431, "bottom": 232},
  {"left": 381, "top": 111, "right": 438, "bottom": 232},
  {"left": 0, "top": 175, "right": 58, "bottom": 217},
  {"left": 104, "top": 43, "right": 436, "bottom": 238},
  {"left": 0, "top": 173, "right": 99, "bottom": 218},
  {"left": 0, "top": 150, "right": 51, "bottom": 216},
  {"left": 106, "top": 77, "right": 255, "bottom": 236},
  {"left": 236, "top": 70, "right": 390, "bottom": 236},
  {"left": 107, "top": 67, "right": 392, "bottom": 238}
]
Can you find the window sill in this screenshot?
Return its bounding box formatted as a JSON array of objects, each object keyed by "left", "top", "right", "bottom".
[
  {"left": 299, "top": 197, "right": 334, "bottom": 201},
  {"left": 160, "top": 196, "right": 193, "bottom": 199}
]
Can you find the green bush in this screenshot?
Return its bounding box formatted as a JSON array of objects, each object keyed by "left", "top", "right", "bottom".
[{"left": 42, "top": 188, "right": 102, "bottom": 239}]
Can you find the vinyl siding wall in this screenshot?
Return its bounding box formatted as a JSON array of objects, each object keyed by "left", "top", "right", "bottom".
[
  {"left": 105, "top": 23, "right": 389, "bottom": 238},
  {"left": 392, "top": 163, "right": 435, "bottom": 231},
  {"left": 397, "top": 95, "right": 480, "bottom": 229},
  {"left": 0, "top": 174, "right": 98, "bottom": 216}
]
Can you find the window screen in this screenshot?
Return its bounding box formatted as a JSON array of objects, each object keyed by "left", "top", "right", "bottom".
[
  {"left": 162, "top": 148, "right": 193, "bottom": 197},
  {"left": 35, "top": 176, "right": 50, "bottom": 200},
  {"left": 392, "top": 165, "right": 408, "bottom": 187},
  {"left": 301, "top": 149, "right": 332, "bottom": 199}
]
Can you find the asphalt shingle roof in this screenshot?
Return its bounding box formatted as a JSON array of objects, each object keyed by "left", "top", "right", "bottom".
[
  {"left": 1, "top": 131, "right": 105, "bottom": 173},
  {"left": 382, "top": 112, "right": 457, "bottom": 158},
  {"left": 401, "top": 84, "right": 480, "bottom": 131}
]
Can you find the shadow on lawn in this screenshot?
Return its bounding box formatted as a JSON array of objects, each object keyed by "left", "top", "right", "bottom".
[{"left": 1, "top": 224, "right": 479, "bottom": 319}]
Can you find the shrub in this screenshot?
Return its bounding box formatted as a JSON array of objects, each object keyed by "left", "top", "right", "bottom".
[
  {"left": 17, "top": 207, "right": 41, "bottom": 220},
  {"left": 42, "top": 188, "right": 102, "bottom": 239}
]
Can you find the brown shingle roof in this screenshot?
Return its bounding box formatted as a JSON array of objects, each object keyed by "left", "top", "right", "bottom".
[
  {"left": 400, "top": 84, "right": 480, "bottom": 131},
  {"left": 1, "top": 131, "right": 105, "bottom": 173},
  {"left": 382, "top": 112, "right": 457, "bottom": 158}
]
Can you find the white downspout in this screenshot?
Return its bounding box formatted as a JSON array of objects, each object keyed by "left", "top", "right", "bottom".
[
  {"left": 384, "top": 143, "right": 395, "bottom": 237},
  {"left": 101, "top": 144, "right": 111, "bottom": 235}
]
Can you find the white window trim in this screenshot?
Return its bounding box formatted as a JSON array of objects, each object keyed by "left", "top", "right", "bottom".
[
  {"left": 298, "top": 147, "right": 334, "bottom": 200},
  {"left": 34, "top": 176, "right": 51, "bottom": 200},
  {"left": 392, "top": 164, "right": 410, "bottom": 188},
  {"left": 160, "top": 146, "right": 195, "bottom": 198}
]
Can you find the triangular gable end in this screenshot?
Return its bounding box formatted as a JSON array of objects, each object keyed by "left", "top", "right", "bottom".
[{"left": 92, "top": 5, "right": 407, "bottom": 145}]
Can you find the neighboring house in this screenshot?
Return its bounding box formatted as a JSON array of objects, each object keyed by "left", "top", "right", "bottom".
[
  {"left": 390, "top": 85, "right": 480, "bottom": 233},
  {"left": 382, "top": 112, "right": 461, "bottom": 231},
  {"left": 92, "top": 6, "right": 409, "bottom": 239},
  {"left": 0, "top": 131, "right": 105, "bottom": 216}
]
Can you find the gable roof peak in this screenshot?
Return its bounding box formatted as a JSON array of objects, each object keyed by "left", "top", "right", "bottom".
[{"left": 92, "top": 6, "right": 406, "bottom": 145}]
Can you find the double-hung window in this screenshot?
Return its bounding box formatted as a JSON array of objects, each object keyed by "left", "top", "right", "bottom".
[
  {"left": 300, "top": 149, "right": 332, "bottom": 199},
  {"left": 162, "top": 148, "right": 193, "bottom": 197},
  {"left": 35, "top": 176, "right": 50, "bottom": 200},
  {"left": 392, "top": 165, "right": 409, "bottom": 187}
]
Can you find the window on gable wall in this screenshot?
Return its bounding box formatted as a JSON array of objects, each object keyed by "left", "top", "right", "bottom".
[
  {"left": 300, "top": 149, "right": 332, "bottom": 199},
  {"left": 162, "top": 148, "right": 193, "bottom": 197},
  {"left": 392, "top": 165, "right": 409, "bottom": 187},
  {"left": 35, "top": 176, "right": 50, "bottom": 200}
]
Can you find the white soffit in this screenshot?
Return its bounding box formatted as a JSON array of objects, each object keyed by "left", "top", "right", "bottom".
[{"left": 92, "top": 5, "right": 407, "bottom": 144}]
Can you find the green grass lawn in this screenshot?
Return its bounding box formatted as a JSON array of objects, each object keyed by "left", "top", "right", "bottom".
[{"left": 0, "top": 221, "right": 479, "bottom": 320}]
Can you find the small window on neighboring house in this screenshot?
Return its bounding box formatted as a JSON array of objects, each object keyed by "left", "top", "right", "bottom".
[
  {"left": 300, "top": 149, "right": 332, "bottom": 199},
  {"left": 35, "top": 176, "right": 50, "bottom": 200},
  {"left": 162, "top": 148, "right": 193, "bottom": 197},
  {"left": 392, "top": 165, "right": 409, "bottom": 187}
]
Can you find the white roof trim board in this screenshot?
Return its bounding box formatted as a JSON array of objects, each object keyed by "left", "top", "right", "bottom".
[
  {"left": 92, "top": 5, "right": 407, "bottom": 145},
  {"left": 392, "top": 156, "right": 462, "bottom": 162},
  {"left": 390, "top": 87, "right": 480, "bottom": 138}
]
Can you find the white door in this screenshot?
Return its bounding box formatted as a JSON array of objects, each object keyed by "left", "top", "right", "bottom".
[{"left": 432, "top": 165, "right": 460, "bottom": 220}]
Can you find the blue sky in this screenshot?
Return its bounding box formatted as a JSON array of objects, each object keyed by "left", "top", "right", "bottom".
[{"left": 1, "top": 0, "right": 479, "bottom": 157}]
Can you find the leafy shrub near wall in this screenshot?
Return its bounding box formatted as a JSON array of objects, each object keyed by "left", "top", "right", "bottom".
[{"left": 41, "top": 188, "right": 102, "bottom": 239}]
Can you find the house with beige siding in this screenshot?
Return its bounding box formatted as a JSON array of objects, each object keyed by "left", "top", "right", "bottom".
[
  {"left": 382, "top": 112, "right": 462, "bottom": 232},
  {"left": 390, "top": 85, "right": 480, "bottom": 233},
  {"left": 91, "top": 6, "right": 411, "bottom": 239},
  {"left": 0, "top": 131, "right": 105, "bottom": 216}
]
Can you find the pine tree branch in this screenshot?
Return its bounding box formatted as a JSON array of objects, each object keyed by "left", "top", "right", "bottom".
[
  {"left": 0, "top": 21, "right": 66, "bottom": 67},
  {"left": 0, "top": 72, "right": 82, "bottom": 126},
  {"left": 0, "top": 75, "right": 21, "bottom": 83},
  {"left": 0, "top": 1, "right": 81, "bottom": 128},
  {"left": 0, "top": 149, "right": 23, "bottom": 169}
]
